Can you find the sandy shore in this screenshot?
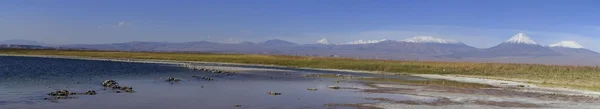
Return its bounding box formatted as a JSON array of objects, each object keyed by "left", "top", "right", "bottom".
[{"left": 413, "top": 74, "right": 600, "bottom": 98}]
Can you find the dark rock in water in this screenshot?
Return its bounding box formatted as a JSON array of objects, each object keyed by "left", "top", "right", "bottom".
[
  {"left": 234, "top": 104, "right": 242, "bottom": 107},
  {"left": 102, "top": 80, "right": 118, "bottom": 87},
  {"left": 85, "top": 90, "right": 97, "bottom": 95},
  {"left": 166, "top": 77, "right": 182, "bottom": 82},
  {"left": 307, "top": 88, "right": 318, "bottom": 91},
  {"left": 267, "top": 92, "right": 282, "bottom": 95},
  {"left": 47, "top": 90, "right": 70, "bottom": 96},
  {"left": 197, "top": 68, "right": 236, "bottom": 75},
  {"left": 193, "top": 76, "right": 214, "bottom": 81},
  {"left": 101, "top": 80, "right": 135, "bottom": 93},
  {"left": 48, "top": 90, "right": 98, "bottom": 96},
  {"left": 328, "top": 86, "right": 341, "bottom": 89},
  {"left": 45, "top": 90, "right": 95, "bottom": 102},
  {"left": 120, "top": 86, "right": 134, "bottom": 92},
  {"left": 202, "top": 77, "right": 214, "bottom": 81}
]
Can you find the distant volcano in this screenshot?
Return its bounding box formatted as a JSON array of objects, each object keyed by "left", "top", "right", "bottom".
[
  {"left": 316, "top": 38, "right": 331, "bottom": 45},
  {"left": 549, "top": 41, "right": 600, "bottom": 56},
  {"left": 452, "top": 33, "right": 562, "bottom": 57}
]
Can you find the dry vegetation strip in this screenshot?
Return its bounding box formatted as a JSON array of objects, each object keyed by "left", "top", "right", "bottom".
[{"left": 1, "top": 49, "right": 600, "bottom": 91}]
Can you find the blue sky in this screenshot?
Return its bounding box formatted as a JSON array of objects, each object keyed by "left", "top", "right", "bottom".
[{"left": 2, "top": 0, "right": 600, "bottom": 51}]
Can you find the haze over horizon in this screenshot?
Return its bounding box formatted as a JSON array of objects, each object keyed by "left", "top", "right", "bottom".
[{"left": 3, "top": 0, "right": 600, "bottom": 51}]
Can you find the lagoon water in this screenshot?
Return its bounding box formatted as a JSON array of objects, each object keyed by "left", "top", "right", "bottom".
[{"left": 0, "top": 56, "right": 425, "bottom": 109}]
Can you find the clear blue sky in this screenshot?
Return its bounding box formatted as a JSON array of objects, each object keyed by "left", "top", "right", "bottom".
[{"left": 2, "top": 0, "right": 600, "bottom": 51}]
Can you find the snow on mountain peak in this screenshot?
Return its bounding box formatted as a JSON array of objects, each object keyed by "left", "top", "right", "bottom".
[
  {"left": 549, "top": 41, "right": 584, "bottom": 49},
  {"left": 402, "top": 36, "right": 461, "bottom": 44},
  {"left": 343, "top": 39, "right": 388, "bottom": 45},
  {"left": 316, "top": 38, "right": 331, "bottom": 44},
  {"left": 504, "top": 33, "right": 537, "bottom": 44}
]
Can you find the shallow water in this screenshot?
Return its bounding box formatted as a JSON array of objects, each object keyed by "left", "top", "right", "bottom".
[{"left": 0, "top": 56, "right": 429, "bottom": 109}]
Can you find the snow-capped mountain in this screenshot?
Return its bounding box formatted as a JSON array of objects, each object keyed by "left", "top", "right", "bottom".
[
  {"left": 504, "top": 33, "right": 537, "bottom": 44},
  {"left": 402, "top": 36, "right": 461, "bottom": 44},
  {"left": 549, "top": 41, "right": 599, "bottom": 56},
  {"left": 451, "top": 33, "right": 562, "bottom": 57},
  {"left": 549, "top": 41, "right": 584, "bottom": 49},
  {"left": 343, "top": 39, "right": 388, "bottom": 45},
  {"left": 316, "top": 38, "right": 331, "bottom": 44}
]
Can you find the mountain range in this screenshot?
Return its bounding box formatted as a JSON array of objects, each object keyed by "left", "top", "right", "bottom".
[
  {"left": 0, "top": 39, "right": 49, "bottom": 46},
  {"left": 3, "top": 33, "right": 600, "bottom": 66}
]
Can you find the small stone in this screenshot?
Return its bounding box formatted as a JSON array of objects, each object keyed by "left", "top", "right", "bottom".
[
  {"left": 267, "top": 92, "right": 282, "bottom": 95},
  {"left": 166, "top": 77, "right": 182, "bottom": 82},
  {"left": 234, "top": 104, "right": 242, "bottom": 107},
  {"left": 85, "top": 90, "right": 97, "bottom": 95},
  {"left": 200, "top": 77, "right": 214, "bottom": 81},
  {"left": 328, "top": 86, "right": 341, "bottom": 89}
]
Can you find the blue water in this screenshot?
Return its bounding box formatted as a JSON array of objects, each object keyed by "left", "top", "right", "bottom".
[
  {"left": 0, "top": 56, "right": 427, "bottom": 109},
  {"left": 0, "top": 56, "right": 194, "bottom": 88}
]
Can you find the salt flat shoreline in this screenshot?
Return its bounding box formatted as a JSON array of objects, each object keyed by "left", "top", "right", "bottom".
[{"left": 2, "top": 54, "right": 599, "bottom": 98}]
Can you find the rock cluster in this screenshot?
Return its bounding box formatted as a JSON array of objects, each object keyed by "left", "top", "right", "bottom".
[
  {"left": 102, "top": 80, "right": 134, "bottom": 93},
  {"left": 44, "top": 80, "right": 134, "bottom": 102},
  {"left": 47, "top": 90, "right": 71, "bottom": 96},
  {"left": 196, "top": 68, "right": 236, "bottom": 76},
  {"left": 44, "top": 90, "right": 97, "bottom": 102}
]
